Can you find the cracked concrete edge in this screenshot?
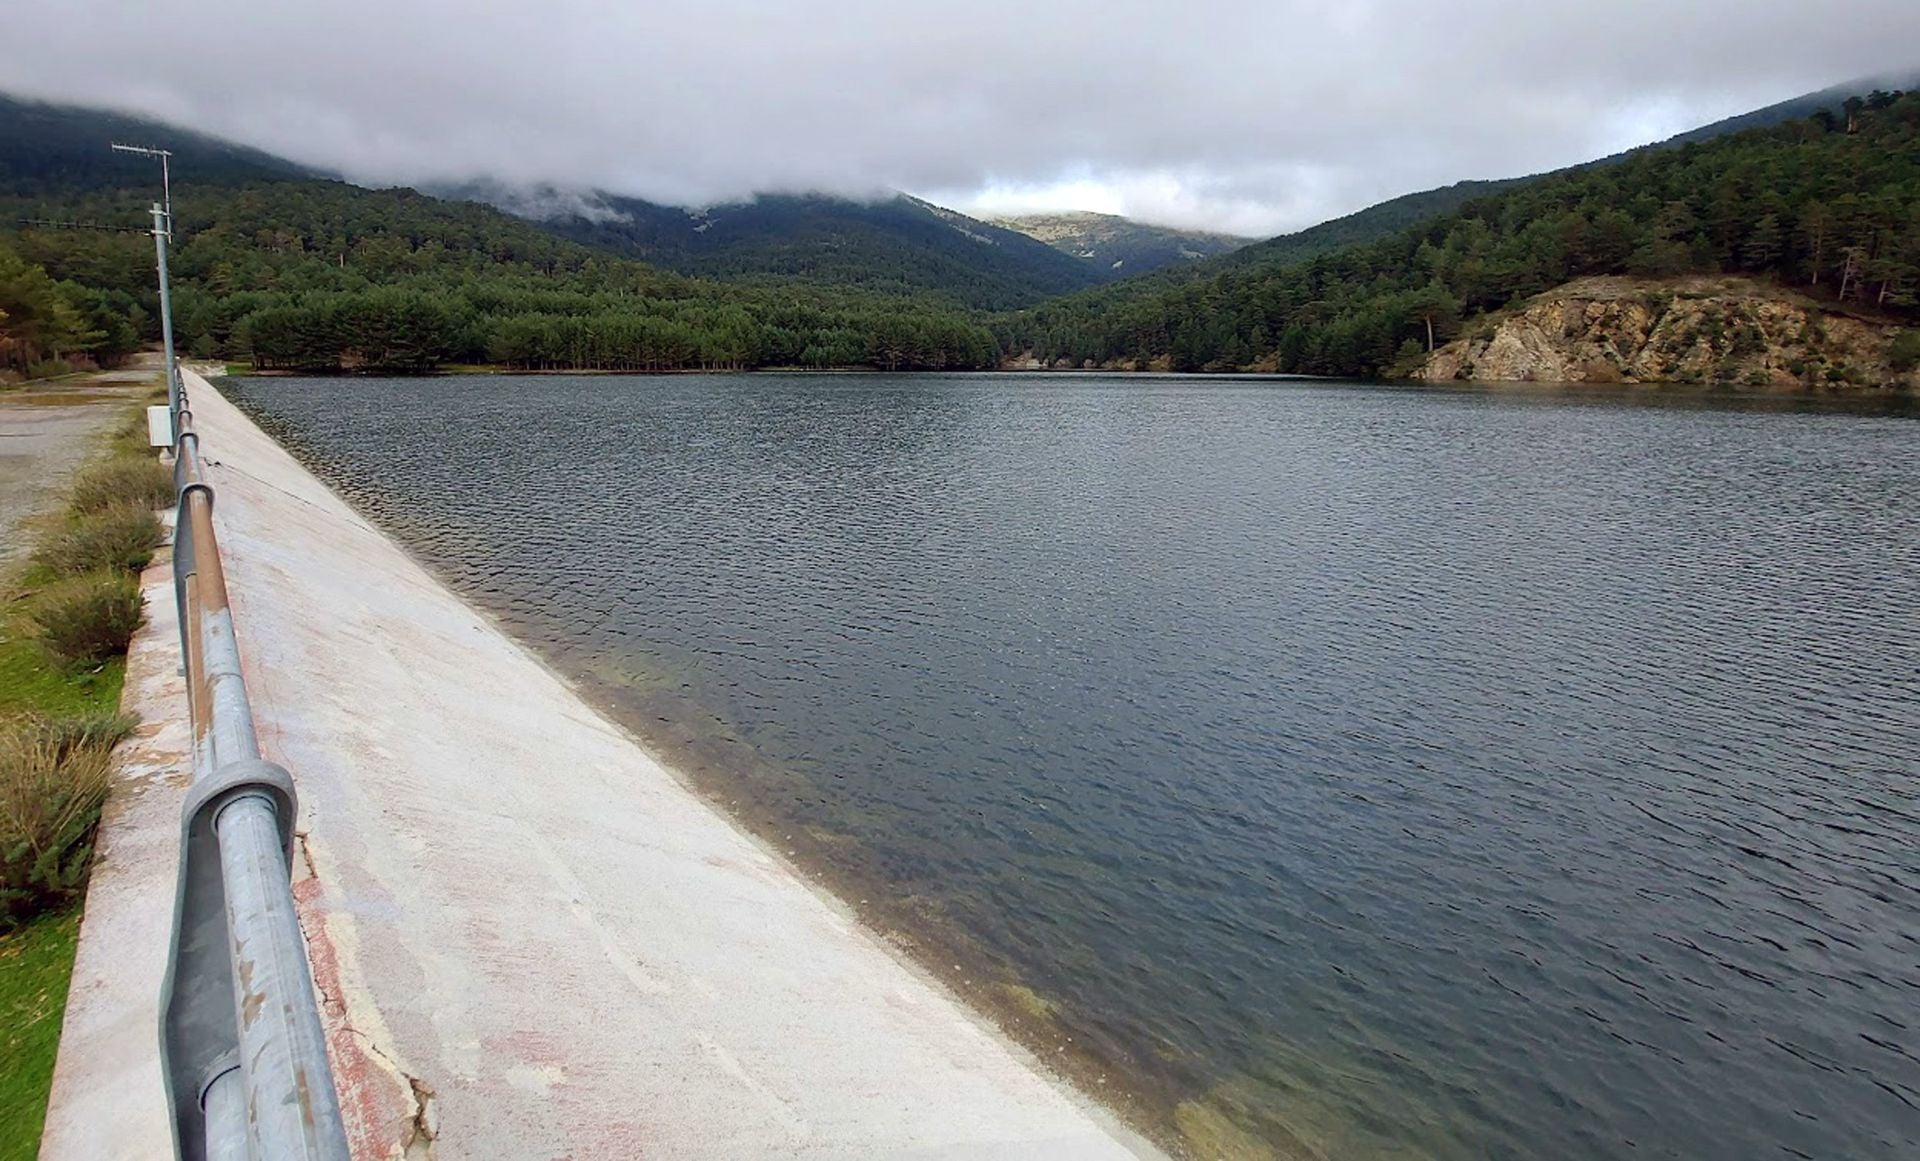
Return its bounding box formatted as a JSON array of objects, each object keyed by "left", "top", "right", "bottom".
[{"left": 294, "top": 826, "right": 430, "bottom": 1160}]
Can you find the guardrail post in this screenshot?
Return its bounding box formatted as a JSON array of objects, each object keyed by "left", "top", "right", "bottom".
[{"left": 149, "top": 203, "right": 181, "bottom": 419}]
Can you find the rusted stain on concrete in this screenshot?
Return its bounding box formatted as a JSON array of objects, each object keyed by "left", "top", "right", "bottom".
[{"left": 295, "top": 836, "right": 420, "bottom": 1160}]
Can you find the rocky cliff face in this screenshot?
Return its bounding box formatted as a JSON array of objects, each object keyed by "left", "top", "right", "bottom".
[{"left": 1419, "top": 277, "right": 1917, "bottom": 391}]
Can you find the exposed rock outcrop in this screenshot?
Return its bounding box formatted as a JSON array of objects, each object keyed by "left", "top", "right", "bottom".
[{"left": 1419, "top": 276, "right": 1917, "bottom": 391}]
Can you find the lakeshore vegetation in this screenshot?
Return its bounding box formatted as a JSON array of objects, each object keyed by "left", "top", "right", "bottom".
[{"left": 1, "top": 91, "right": 1917, "bottom": 381}]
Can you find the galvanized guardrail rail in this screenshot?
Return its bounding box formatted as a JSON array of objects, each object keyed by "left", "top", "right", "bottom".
[{"left": 146, "top": 201, "right": 351, "bottom": 1161}]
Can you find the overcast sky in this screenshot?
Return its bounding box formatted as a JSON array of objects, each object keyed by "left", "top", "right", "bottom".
[{"left": 4, "top": 1, "right": 1919, "bottom": 237}]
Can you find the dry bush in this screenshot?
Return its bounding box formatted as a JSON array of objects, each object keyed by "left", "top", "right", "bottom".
[
  {"left": 68, "top": 455, "right": 176, "bottom": 515},
  {"left": 32, "top": 502, "right": 164, "bottom": 578},
  {"left": 19, "top": 712, "right": 138, "bottom": 760},
  {"left": 30, "top": 573, "right": 144, "bottom": 669},
  {"left": 0, "top": 714, "right": 131, "bottom": 928}
]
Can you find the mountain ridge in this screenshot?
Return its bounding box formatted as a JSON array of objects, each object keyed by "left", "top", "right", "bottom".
[
  {"left": 987, "top": 211, "right": 1250, "bottom": 275},
  {"left": 1174, "top": 68, "right": 1920, "bottom": 286},
  {"left": 5, "top": 76, "right": 1916, "bottom": 386},
  {"left": 434, "top": 183, "right": 1107, "bottom": 310},
  {"left": 0, "top": 93, "right": 315, "bottom": 197}
]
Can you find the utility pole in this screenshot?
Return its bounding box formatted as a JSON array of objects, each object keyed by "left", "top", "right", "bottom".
[
  {"left": 113, "top": 143, "right": 182, "bottom": 426},
  {"left": 148, "top": 202, "right": 182, "bottom": 421}
]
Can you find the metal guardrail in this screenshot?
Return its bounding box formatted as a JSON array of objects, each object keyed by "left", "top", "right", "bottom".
[{"left": 146, "top": 200, "right": 351, "bottom": 1160}]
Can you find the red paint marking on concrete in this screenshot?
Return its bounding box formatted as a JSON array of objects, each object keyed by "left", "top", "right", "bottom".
[{"left": 295, "top": 871, "right": 410, "bottom": 1159}]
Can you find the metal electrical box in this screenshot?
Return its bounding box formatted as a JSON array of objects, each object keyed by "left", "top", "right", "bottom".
[{"left": 147, "top": 405, "right": 174, "bottom": 448}]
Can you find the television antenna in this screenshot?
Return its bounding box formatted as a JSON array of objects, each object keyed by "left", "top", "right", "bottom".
[{"left": 110, "top": 142, "right": 173, "bottom": 233}]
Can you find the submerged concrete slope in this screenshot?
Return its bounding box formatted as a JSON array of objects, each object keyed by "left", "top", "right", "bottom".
[{"left": 178, "top": 369, "right": 1157, "bottom": 1160}]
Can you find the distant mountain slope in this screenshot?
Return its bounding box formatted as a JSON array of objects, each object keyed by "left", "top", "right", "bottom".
[
  {"left": 0, "top": 94, "right": 312, "bottom": 196},
  {"left": 986, "top": 178, "right": 1531, "bottom": 337},
  {"left": 451, "top": 184, "right": 1107, "bottom": 311},
  {"left": 0, "top": 94, "right": 1102, "bottom": 312},
  {"left": 988, "top": 211, "right": 1250, "bottom": 276},
  {"left": 1007, "top": 89, "right": 1920, "bottom": 382},
  {"left": 1003, "top": 68, "right": 1920, "bottom": 344},
  {"left": 1663, "top": 69, "right": 1920, "bottom": 147},
  {"left": 1209, "top": 69, "right": 1920, "bottom": 278},
  {"left": 1222, "top": 179, "right": 1521, "bottom": 272},
  {"left": 0, "top": 99, "right": 1013, "bottom": 374}
]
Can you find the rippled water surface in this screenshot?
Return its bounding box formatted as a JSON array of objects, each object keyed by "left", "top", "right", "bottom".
[{"left": 229, "top": 374, "right": 1920, "bottom": 1160}]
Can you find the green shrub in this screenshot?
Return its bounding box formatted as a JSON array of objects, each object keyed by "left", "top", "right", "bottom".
[
  {"left": 32, "top": 503, "right": 163, "bottom": 578},
  {"left": 29, "top": 574, "right": 143, "bottom": 669},
  {"left": 1890, "top": 331, "right": 1920, "bottom": 374},
  {"left": 15, "top": 712, "right": 138, "bottom": 761},
  {"left": 23, "top": 359, "right": 73, "bottom": 381},
  {"left": 0, "top": 716, "right": 124, "bottom": 929},
  {"left": 67, "top": 456, "right": 175, "bottom": 515}
]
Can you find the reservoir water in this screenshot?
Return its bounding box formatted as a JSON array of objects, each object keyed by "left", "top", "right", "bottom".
[{"left": 227, "top": 373, "right": 1919, "bottom": 1160}]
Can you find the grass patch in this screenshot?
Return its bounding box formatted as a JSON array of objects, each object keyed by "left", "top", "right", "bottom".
[
  {"left": 0, "top": 628, "right": 123, "bottom": 723},
  {"left": 0, "top": 714, "right": 128, "bottom": 930},
  {"left": 0, "top": 907, "right": 81, "bottom": 1161},
  {"left": 28, "top": 574, "right": 144, "bottom": 671},
  {"left": 31, "top": 504, "right": 164, "bottom": 579},
  {"left": 0, "top": 383, "right": 162, "bottom": 1155},
  {"left": 66, "top": 457, "right": 175, "bottom": 516},
  {"left": 0, "top": 387, "right": 167, "bottom": 1151}
]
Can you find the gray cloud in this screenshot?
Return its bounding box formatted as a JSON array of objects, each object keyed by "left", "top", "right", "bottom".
[{"left": 4, "top": 0, "right": 1917, "bottom": 235}]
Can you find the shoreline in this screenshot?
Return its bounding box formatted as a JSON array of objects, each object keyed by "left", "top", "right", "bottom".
[
  {"left": 219, "top": 367, "right": 1195, "bottom": 1156},
  {"left": 227, "top": 362, "right": 1918, "bottom": 403},
  {"left": 171, "top": 366, "right": 1168, "bottom": 1159}
]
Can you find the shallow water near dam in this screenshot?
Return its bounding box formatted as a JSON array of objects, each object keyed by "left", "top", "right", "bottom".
[{"left": 227, "top": 372, "right": 1919, "bottom": 1160}]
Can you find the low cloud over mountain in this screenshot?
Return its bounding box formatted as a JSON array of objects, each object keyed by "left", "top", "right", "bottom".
[{"left": 4, "top": 0, "right": 1918, "bottom": 234}]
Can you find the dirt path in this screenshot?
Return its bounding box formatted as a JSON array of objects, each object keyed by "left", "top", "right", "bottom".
[{"left": 0, "top": 358, "right": 161, "bottom": 570}]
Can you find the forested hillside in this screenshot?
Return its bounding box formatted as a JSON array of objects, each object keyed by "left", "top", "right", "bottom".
[
  {"left": 1012, "top": 72, "right": 1920, "bottom": 338},
  {"left": 1222, "top": 180, "right": 1522, "bottom": 274},
  {"left": 486, "top": 190, "right": 1106, "bottom": 310},
  {"left": 0, "top": 94, "right": 308, "bottom": 196},
  {"left": 0, "top": 99, "right": 1006, "bottom": 375},
  {"left": 1, "top": 181, "right": 1003, "bottom": 373},
  {"left": 1660, "top": 69, "right": 1920, "bottom": 149},
  {"left": 0, "top": 243, "right": 142, "bottom": 378},
  {"left": 1005, "top": 90, "right": 1920, "bottom": 377}
]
